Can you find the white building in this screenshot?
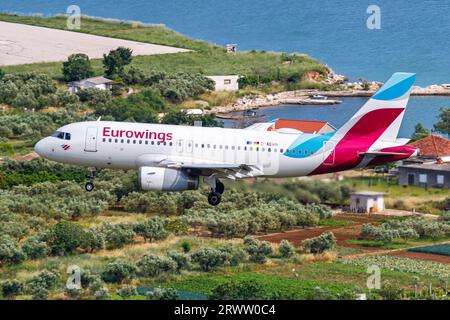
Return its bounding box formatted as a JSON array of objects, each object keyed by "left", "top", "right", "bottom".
[
  {"left": 207, "top": 75, "right": 240, "bottom": 92},
  {"left": 68, "top": 76, "right": 113, "bottom": 93},
  {"left": 349, "top": 191, "right": 385, "bottom": 214}
]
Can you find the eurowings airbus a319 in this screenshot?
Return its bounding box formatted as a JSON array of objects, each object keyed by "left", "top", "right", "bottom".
[{"left": 35, "top": 72, "right": 419, "bottom": 205}]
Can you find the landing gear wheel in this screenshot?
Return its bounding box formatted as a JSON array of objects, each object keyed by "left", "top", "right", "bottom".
[
  {"left": 85, "top": 182, "right": 94, "bottom": 192},
  {"left": 216, "top": 180, "right": 225, "bottom": 195},
  {"left": 208, "top": 191, "right": 221, "bottom": 206}
]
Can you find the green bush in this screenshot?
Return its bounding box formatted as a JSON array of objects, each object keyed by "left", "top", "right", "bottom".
[
  {"left": 279, "top": 240, "right": 295, "bottom": 258},
  {"left": 303, "top": 231, "right": 336, "bottom": 254},
  {"left": 0, "top": 234, "right": 26, "bottom": 265},
  {"left": 210, "top": 280, "right": 265, "bottom": 300},
  {"left": 146, "top": 287, "right": 178, "bottom": 300},
  {"left": 62, "top": 53, "right": 94, "bottom": 82},
  {"left": 101, "top": 261, "right": 136, "bottom": 284},
  {"left": 167, "top": 250, "right": 191, "bottom": 272},
  {"left": 243, "top": 237, "right": 273, "bottom": 264},
  {"left": 0, "top": 279, "right": 24, "bottom": 299},
  {"left": 190, "top": 247, "right": 228, "bottom": 271},
  {"left": 133, "top": 217, "right": 168, "bottom": 243},
  {"left": 22, "top": 236, "right": 49, "bottom": 259},
  {"left": 137, "top": 253, "right": 177, "bottom": 277},
  {"left": 100, "top": 223, "right": 135, "bottom": 249},
  {"left": 46, "top": 221, "right": 86, "bottom": 255},
  {"left": 94, "top": 287, "right": 111, "bottom": 300},
  {"left": 117, "top": 285, "right": 137, "bottom": 298}
]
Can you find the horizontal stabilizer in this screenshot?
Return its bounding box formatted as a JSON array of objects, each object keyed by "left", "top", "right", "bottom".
[{"left": 358, "top": 151, "right": 409, "bottom": 157}]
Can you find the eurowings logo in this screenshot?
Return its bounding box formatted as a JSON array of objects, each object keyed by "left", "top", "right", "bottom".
[{"left": 61, "top": 144, "right": 70, "bottom": 151}]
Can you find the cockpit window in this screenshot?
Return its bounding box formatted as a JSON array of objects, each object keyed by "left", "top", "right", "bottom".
[{"left": 52, "top": 131, "right": 71, "bottom": 140}]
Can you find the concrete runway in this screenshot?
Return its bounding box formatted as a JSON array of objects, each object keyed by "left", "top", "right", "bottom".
[{"left": 0, "top": 21, "right": 190, "bottom": 66}]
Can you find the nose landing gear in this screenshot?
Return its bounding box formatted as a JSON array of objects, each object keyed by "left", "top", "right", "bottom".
[
  {"left": 205, "top": 176, "right": 225, "bottom": 206},
  {"left": 85, "top": 167, "right": 97, "bottom": 192}
]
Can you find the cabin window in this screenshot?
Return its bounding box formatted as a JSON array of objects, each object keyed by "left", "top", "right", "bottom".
[
  {"left": 157, "top": 142, "right": 160, "bottom": 145},
  {"left": 201, "top": 144, "right": 204, "bottom": 148},
  {"left": 151, "top": 141, "right": 155, "bottom": 145},
  {"left": 108, "top": 138, "right": 112, "bottom": 143},
  {"left": 244, "top": 146, "right": 247, "bottom": 151},
  {"left": 169, "top": 142, "right": 173, "bottom": 146},
  {"left": 133, "top": 140, "right": 136, "bottom": 144},
  {"left": 102, "top": 138, "right": 106, "bottom": 142},
  {"left": 280, "top": 148, "right": 284, "bottom": 153},
  {"left": 163, "top": 142, "right": 167, "bottom": 146},
  {"left": 115, "top": 139, "right": 118, "bottom": 143},
  {"left": 127, "top": 139, "right": 130, "bottom": 144},
  {"left": 138, "top": 140, "right": 142, "bottom": 144}
]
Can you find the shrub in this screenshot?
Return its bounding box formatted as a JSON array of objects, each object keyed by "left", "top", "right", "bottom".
[
  {"left": 0, "top": 279, "right": 24, "bottom": 299},
  {"left": 101, "top": 261, "right": 136, "bottom": 283},
  {"left": 137, "top": 254, "right": 177, "bottom": 277},
  {"left": 219, "top": 244, "right": 248, "bottom": 266},
  {"left": 190, "top": 247, "right": 228, "bottom": 271},
  {"left": 133, "top": 217, "right": 169, "bottom": 242},
  {"left": 0, "top": 234, "right": 26, "bottom": 265},
  {"left": 30, "top": 287, "right": 50, "bottom": 300},
  {"left": 279, "top": 240, "right": 295, "bottom": 258},
  {"left": 303, "top": 231, "right": 336, "bottom": 254},
  {"left": 28, "top": 270, "right": 59, "bottom": 294},
  {"left": 100, "top": 223, "right": 135, "bottom": 249},
  {"left": 94, "top": 287, "right": 111, "bottom": 300},
  {"left": 377, "top": 281, "right": 404, "bottom": 300},
  {"left": 65, "top": 287, "right": 83, "bottom": 298},
  {"left": 76, "top": 87, "right": 112, "bottom": 106},
  {"left": 181, "top": 241, "right": 191, "bottom": 253},
  {"left": 167, "top": 250, "right": 190, "bottom": 272},
  {"left": 117, "top": 285, "right": 137, "bottom": 298},
  {"left": 243, "top": 237, "right": 273, "bottom": 264},
  {"left": 80, "top": 228, "right": 105, "bottom": 252},
  {"left": 22, "top": 236, "right": 49, "bottom": 259},
  {"left": 146, "top": 287, "right": 179, "bottom": 300},
  {"left": 210, "top": 280, "right": 265, "bottom": 300},
  {"left": 46, "top": 221, "right": 85, "bottom": 255}
]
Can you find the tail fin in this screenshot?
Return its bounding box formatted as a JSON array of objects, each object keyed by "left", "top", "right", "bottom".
[{"left": 334, "top": 72, "right": 416, "bottom": 143}]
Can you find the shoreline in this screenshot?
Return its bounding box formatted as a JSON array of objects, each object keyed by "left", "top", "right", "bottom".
[{"left": 212, "top": 85, "right": 450, "bottom": 115}]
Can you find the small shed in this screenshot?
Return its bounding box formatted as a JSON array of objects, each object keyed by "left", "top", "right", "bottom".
[
  {"left": 68, "top": 76, "right": 113, "bottom": 93},
  {"left": 349, "top": 191, "right": 385, "bottom": 214},
  {"left": 207, "top": 75, "right": 240, "bottom": 91}
]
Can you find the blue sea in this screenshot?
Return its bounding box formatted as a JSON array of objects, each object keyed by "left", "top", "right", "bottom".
[
  {"left": 223, "top": 97, "right": 448, "bottom": 138},
  {"left": 1, "top": 0, "right": 449, "bottom": 135}
]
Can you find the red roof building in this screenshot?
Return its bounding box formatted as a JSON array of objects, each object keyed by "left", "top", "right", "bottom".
[
  {"left": 409, "top": 135, "right": 450, "bottom": 159},
  {"left": 271, "top": 119, "right": 336, "bottom": 134}
]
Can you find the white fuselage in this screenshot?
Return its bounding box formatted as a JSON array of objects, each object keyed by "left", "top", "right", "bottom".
[{"left": 34, "top": 121, "right": 335, "bottom": 178}]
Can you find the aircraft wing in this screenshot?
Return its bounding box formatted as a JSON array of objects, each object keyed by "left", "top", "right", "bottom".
[{"left": 139, "top": 154, "right": 264, "bottom": 179}]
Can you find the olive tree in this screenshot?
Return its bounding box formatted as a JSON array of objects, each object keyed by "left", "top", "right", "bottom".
[
  {"left": 190, "top": 247, "right": 228, "bottom": 271},
  {"left": 279, "top": 240, "right": 295, "bottom": 258},
  {"left": 303, "top": 231, "right": 336, "bottom": 254},
  {"left": 137, "top": 253, "right": 177, "bottom": 276},
  {"left": 133, "top": 217, "right": 168, "bottom": 243}
]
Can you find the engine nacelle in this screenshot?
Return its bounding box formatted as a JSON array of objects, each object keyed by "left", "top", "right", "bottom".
[{"left": 139, "top": 166, "right": 199, "bottom": 191}]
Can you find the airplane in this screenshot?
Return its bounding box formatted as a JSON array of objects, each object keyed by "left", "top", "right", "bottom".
[{"left": 34, "top": 72, "right": 419, "bottom": 206}]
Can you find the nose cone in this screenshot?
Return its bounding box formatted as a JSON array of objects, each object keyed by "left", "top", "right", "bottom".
[{"left": 34, "top": 139, "right": 47, "bottom": 157}]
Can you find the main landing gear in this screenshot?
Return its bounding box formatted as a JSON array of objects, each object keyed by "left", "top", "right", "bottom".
[
  {"left": 85, "top": 167, "right": 97, "bottom": 192},
  {"left": 205, "top": 176, "right": 225, "bottom": 206}
]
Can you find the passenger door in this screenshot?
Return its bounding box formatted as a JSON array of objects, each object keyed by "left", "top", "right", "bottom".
[{"left": 84, "top": 127, "right": 98, "bottom": 152}]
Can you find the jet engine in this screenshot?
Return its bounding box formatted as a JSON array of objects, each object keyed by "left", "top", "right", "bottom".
[{"left": 139, "top": 167, "right": 199, "bottom": 191}]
